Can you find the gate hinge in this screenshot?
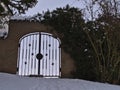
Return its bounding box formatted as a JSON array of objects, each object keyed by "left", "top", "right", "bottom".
[
  {"left": 60, "top": 68, "right": 61, "bottom": 72},
  {"left": 17, "top": 67, "right": 18, "bottom": 71},
  {"left": 18, "top": 43, "right": 20, "bottom": 47}
]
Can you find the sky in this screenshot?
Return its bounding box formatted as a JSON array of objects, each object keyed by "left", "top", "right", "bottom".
[{"left": 24, "top": 0, "right": 85, "bottom": 16}]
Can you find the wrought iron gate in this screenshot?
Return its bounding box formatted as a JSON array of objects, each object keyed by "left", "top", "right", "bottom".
[{"left": 17, "top": 32, "right": 61, "bottom": 77}]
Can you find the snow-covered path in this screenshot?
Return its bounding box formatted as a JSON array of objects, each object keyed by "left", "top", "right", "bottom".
[{"left": 0, "top": 72, "right": 120, "bottom": 90}]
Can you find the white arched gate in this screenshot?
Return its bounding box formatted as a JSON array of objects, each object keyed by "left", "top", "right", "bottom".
[{"left": 17, "top": 32, "right": 61, "bottom": 78}]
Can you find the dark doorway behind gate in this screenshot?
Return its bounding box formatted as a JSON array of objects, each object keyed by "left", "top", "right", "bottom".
[{"left": 17, "top": 32, "right": 61, "bottom": 78}]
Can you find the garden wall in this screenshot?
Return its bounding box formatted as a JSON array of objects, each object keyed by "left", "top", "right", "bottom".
[{"left": 0, "top": 20, "right": 75, "bottom": 78}]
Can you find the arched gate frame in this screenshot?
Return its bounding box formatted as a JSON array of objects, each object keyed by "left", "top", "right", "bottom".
[{"left": 17, "top": 32, "right": 61, "bottom": 78}]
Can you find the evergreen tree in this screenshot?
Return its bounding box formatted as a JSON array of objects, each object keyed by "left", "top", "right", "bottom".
[{"left": 0, "top": 0, "right": 37, "bottom": 15}]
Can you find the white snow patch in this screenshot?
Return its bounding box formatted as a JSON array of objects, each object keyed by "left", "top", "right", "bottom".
[
  {"left": 0, "top": 72, "right": 120, "bottom": 90},
  {"left": 10, "top": 15, "right": 32, "bottom": 20}
]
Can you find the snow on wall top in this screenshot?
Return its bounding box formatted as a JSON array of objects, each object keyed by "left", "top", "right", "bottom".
[{"left": 10, "top": 15, "right": 41, "bottom": 22}]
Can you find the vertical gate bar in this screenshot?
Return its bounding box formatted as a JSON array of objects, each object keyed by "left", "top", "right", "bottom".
[
  {"left": 58, "top": 40, "right": 60, "bottom": 76},
  {"left": 50, "top": 38, "right": 52, "bottom": 77},
  {"left": 35, "top": 34, "right": 39, "bottom": 75},
  {"left": 32, "top": 34, "right": 35, "bottom": 74},
  {"left": 52, "top": 38, "right": 54, "bottom": 76},
  {"left": 23, "top": 38, "right": 27, "bottom": 75},
  {"left": 23, "top": 38, "right": 26, "bottom": 75},
  {"left": 42, "top": 34, "right": 44, "bottom": 75},
  {"left": 27, "top": 36, "right": 30, "bottom": 75},
  {"left": 22, "top": 39, "right": 24, "bottom": 75},
  {"left": 34, "top": 34, "right": 36, "bottom": 75},
  {"left": 43, "top": 35, "right": 46, "bottom": 76},
  {"left": 33, "top": 34, "right": 35, "bottom": 74},
  {"left": 45, "top": 35, "right": 48, "bottom": 76},
  {"left": 23, "top": 37, "right": 26, "bottom": 75},
  {"left": 51, "top": 36, "right": 53, "bottom": 76},
  {"left": 26, "top": 36, "right": 29, "bottom": 75},
  {"left": 29, "top": 35, "right": 32, "bottom": 75},
  {"left": 19, "top": 39, "right": 24, "bottom": 75},
  {"left": 28, "top": 36, "right": 30, "bottom": 75},
  {"left": 26, "top": 37, "right": 29, "bottom": 75},
  {"left": 57, "top": 40, "right": 59, "bottom": 76},
  {"left": 46, "top": 35, "right": 49, "bottom": 76},
  {"left": 27, "top": 37, "right": 29, "bottom": 75},
  {"left": 34, "top": 34, "right": 37, "bottom": 75},
  {"left": 42, "top": 34, "right": 44, "bottom": 70},
  {"left": 55, "top": 39, "right": 58, "bottom": 76},
  {"left": 47, "top": 35, "right": 50, "bottom": 76},
  {"left": 34, "top": 34, "right": 37, "bottom": 74},
  {"left": 38, "top": 32, "right": 41, "bottom": 75},
  {"left": 45, "top": 35, "right": 47, "bottom": 76},
  {"left": 52, "top": 37, "right": 53, "bottom": 76},
  {"left": 56, "top": 40, "right": 59, "bottom": 76},
  {"left": 48, "top": 35, "right": 51, "bottom": 76},
  {"left": 42, "top": 35, "right": 44, "bottom": 76},
  {"left": 40, "top": 34, "right": 43, "bottom": 75},
  {"left": 29, "top": 35, "right": 33, "bottom": 75},
  {"left": 55, "top": 40, "right": 57, "bottom": 76},
  {"left": 52, "top": 38, "right": 56, "bottom": 76},
  {"left": 54, "top": 39, "right": 56, "bottom": 76},
  {"left": 43, "top": 34, "right": 46, "bottom": 75},
  {"left": 43, "top": 34, "right": 45, "bottom": 76},
  {"left": 54, "top": 38, "right": 56, "bottom": 76},
  {"left": 31, "top": 35, "right": 33, "bottom": 75},
  {"left": 49, "top": 36, "right": 52, "bottom": 76},
  {"left": 32, "top": 35, "right": 34, "bottom": 75},
  {"left": 19, "top": 40, "right": 22, "bottom": 75},
  {"left": 57, "top": 40, "right": 59, "bottom": 77},
  {"left": 44, "top": 35, "right": 46, "bottom": 76}
]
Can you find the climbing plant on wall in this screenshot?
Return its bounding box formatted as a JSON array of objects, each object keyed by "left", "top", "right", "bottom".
[{"left": 37, "top": 5, "right": 96, "bottom": 80}]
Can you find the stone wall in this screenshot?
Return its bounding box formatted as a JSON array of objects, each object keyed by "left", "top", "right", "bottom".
[{"left": 0, "top": 21, "right": 76, "bottom": 78}]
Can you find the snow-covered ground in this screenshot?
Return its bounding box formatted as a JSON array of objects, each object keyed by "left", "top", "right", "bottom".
[{"left": 0, "top": 72, "right": 120, "bottom": 90}]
